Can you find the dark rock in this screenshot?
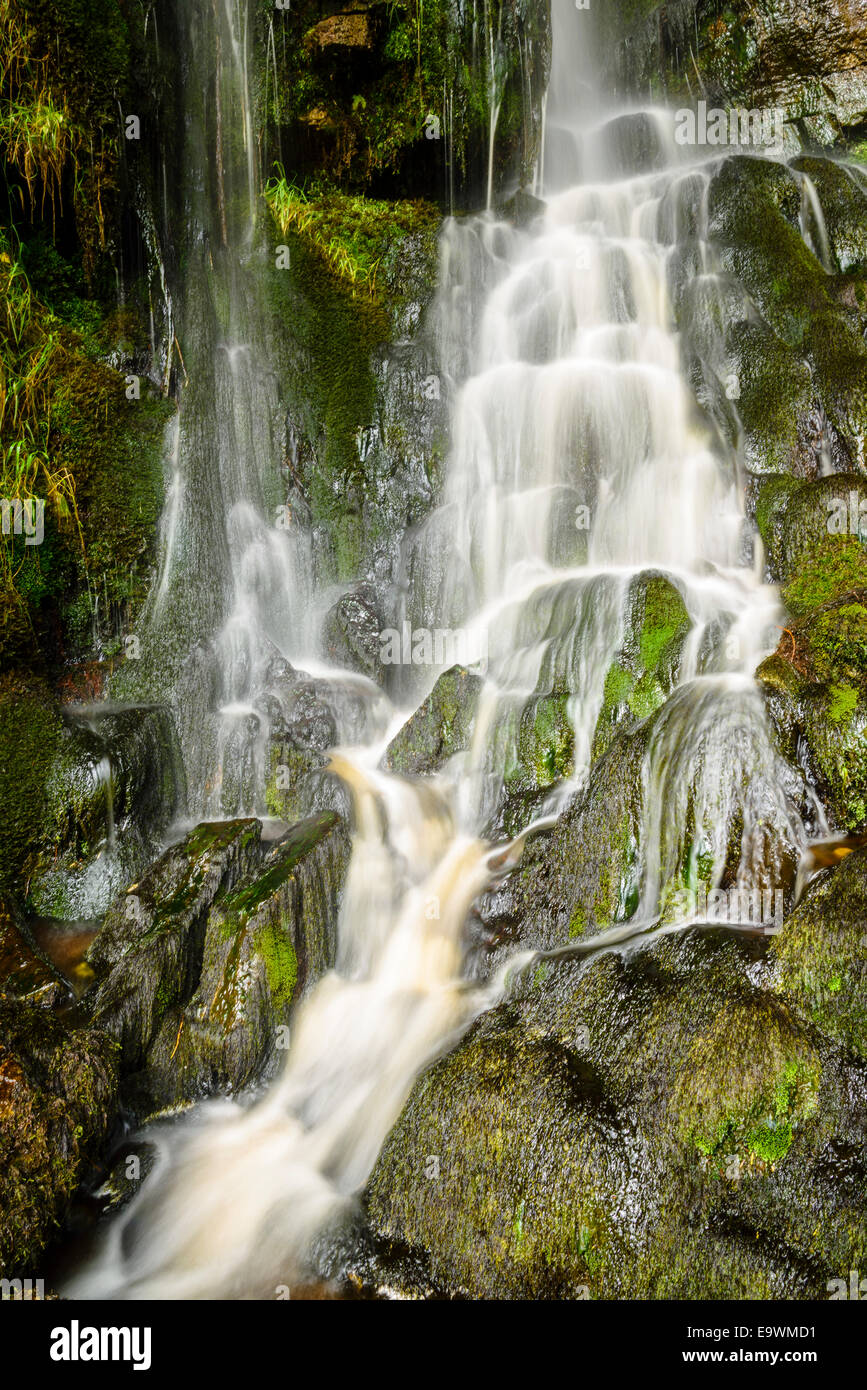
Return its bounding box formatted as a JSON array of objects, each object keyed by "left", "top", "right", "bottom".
[
  {"left": 84, "top": 813, "right": 350, "bottom": 1120},
  {"left": 0, "top": 999, "right": 117, "bottom": 1278},
  {"left": 322, "top": 583, "right": 384, "bottom": 684}
]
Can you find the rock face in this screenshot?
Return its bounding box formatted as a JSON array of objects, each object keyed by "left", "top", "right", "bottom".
[
  {"left": 607, "top": 2, "right": 867, "bottom": 144},
  {"left": 0, "top": 1000, "right": 117, "bottom": 1279},
  {"left": 0, "top": 677, "right": 182, "bottom": 919},
  {"left": 364, "top": 913, "right": 867, "bottom": 1298},
  {"left": 305, "top": 11, "right": 374, "bottom": 51},
  {"left": 85, "top": 813, "right": 350, "bottom": 1120}
]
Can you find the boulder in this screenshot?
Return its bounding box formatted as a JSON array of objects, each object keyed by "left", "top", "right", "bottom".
[
  {"left": 84, "top": 813, "right": 350, "bottom": 1119},
  {"left": 0, "top": 1000, "right": 117, "bottom": 1279}
]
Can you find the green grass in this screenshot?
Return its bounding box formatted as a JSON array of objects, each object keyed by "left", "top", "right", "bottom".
[{"left": 264, "top": 169, "right": 439, "bottom": 304}]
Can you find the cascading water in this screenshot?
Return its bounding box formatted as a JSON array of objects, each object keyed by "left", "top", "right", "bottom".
[{"left": 70, "top": 0, "right": 830, "bottom": 1296}]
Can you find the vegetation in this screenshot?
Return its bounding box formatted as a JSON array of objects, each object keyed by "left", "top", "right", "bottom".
[{"left": 265, "top": 169, "right": 439, "bottom": 303}]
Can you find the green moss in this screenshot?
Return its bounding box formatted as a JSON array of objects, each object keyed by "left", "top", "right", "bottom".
[
  {"left": 593, "top": 573, "right": 690, "bottom": 761},
  {"left": 0, "top": 677, "right": 64, "bottom": 888},
  {"left": 782, "top": 536, "right": 867, "bottom": 616},
  {"left": 253, "top": 919, "right": 298, "bottom": 1010},
  {"left": 829, "top": 682, "right": 858, "bottom": 724},
  {"left": 773, "top": 847, "right": 867, "bottom": 1055}
]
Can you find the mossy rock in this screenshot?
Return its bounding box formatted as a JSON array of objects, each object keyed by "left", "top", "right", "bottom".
[
  {"left": 755, "top": 473, "right": 867, "bottom": 587},
  {"left": 85, "top": 819, "right": 265, "bottom": 1074},
  {"left": 85, "top": 812, "right": 349, "bottom": 1120},
  {"left": 0, "top": 998, "right": 117, "bottom": 1279},
  {"left": 707, "top": 156, "right": 867, "bottom": 467},
  {"left": 383, "top": 665, "right": 483, "bottom": 776},
  {"left": 364, "top": 923, "right": 859, "bottom": 1299},
  {"left": 756, "top": 484, "right": 867, "bottom": 831},
  {"left": 791, "top": 156, "right": 867, "bottom": 274},
  {"left": 592, "top": 571, "right": 690, "bottom": 762},
  {"left": 725, "top": 321, "right": 817, "bottom": 476},
  {"left": 497, "top": 692, "right": 576, "bottom": 837},
  {"left": 772, "top": 846, "right": 867, "bottom": 1056},
  {"left": 504, "top": 728, "right": 645, "bottom": 948},
  {"left": 0, "top": 677, "right": 66, "bottom": 890}
]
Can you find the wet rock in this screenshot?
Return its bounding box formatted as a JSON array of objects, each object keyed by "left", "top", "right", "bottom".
[
  {"left": 364, "top": 924, "right": 865, "bottom": 1298},
  {"left": 0, "top": 999, "right": 117, "bottom": 1278},
  {"left": 756, "top": 478, "right": 867, "bottom": 831},
  {"left": 322, "top": 583, "right": 384, "bottom": 684},
  {"left": 792, "top": 156, "right": 867, "bottom": 273},
  {"left": 0, "top": 901, "right": 68, "bottom": 1010},
  {"left": 29, "top": 703, "right": 183, "bottom": 920},
  {"left": 772, "top": 845, "right": 867, "bottom": 1057},
  {"left": 755, "top": 472, "right": 867, "bottom": 585},
  {"left": 84, "top": 813, "right": 350, "bottom": 1120},
  {"left": 602, "top": 111, "right": 669, "bottom": 174},
  {"left": 266, "top": 668, "right": 382, "bottom": 822},
  {"left": 758, "top": 604, "right": 867, "bottom": 834},
  {"left": 495, "top": 691, "right": 576, "bottom": 838},
  {"left": 592, "top": 572, "right": 691, "bottom": 763},
  {"left": 85, "top": 819, "right": 264, "bottom": 1074},
  {"left": 0, "top": 676, "right": 182, "bottom": 920},
  {"left": 706, "top": 155, "right": 867, "bottom": 467},
  {"left": 497, "top": 189, "right": 546, "bottom": 228},
  {"left": 383, "top": 666, "right": 483, "bottom": 776},
  {"left": 502, "top": 730, "right": 645, "bottom": 950}
]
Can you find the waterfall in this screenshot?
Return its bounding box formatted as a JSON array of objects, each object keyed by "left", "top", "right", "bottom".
[{"left": 69, "top": 0, "right": 817, "bottom": 1297}]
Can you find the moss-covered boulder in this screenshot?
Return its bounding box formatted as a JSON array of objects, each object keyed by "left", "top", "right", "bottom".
[
  {"left": 755, "top": 473, "right": 867, "bottom": 584},
  {"left": 706, "top": 156, "right": 867, "bottom": 469},
  {"left": 0, "top": 999, "right": 117, "bottom": 1278},
  {"left": 592, "top": 572, "right": 691, "bottom": 762},
  {"left": 85, "top": 812, "right": 349, "bottom": 1119},
  {"left": 364, "top": 924, "right": 863, "bottom": 1299},
  {"left": 791, "top": 156, "right": 867, "bottom": 273},
  {"left": 772, "top": 846, "right": 867, "bottom": 1057},
  {"left": 383, "top": 665, "right": 483, "bottom": 776}
]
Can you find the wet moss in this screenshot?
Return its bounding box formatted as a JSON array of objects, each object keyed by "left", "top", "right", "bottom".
[
  {"left": 773, "top": 847, "right": 867, "bottom": 1056},
  {"left": 384, "top": 665, "right": 483, "bottom": 776},
  {"left": 782, "top": 535, "right": 867, "bottom": 616},
  {"left": 593, "top": 572, "right": 690, "bottom": 761}
]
